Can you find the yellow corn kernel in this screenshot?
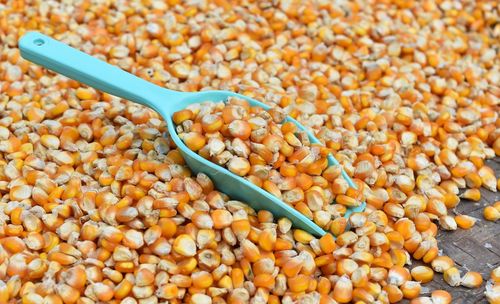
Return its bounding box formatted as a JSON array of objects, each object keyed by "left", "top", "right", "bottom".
[
  {"left": 490, "top": 266, "right": 500, "bottom": 283},
  {"left": 454, "top": 214, "right": 477, "bottom": 229},
  {"left": 181, "top": 132, "right": 206, "bottom": 151},
  {"left": 173, "top": 109, "right": 194, "bottom": 125},
  {"left": 464, "top": 173, "right": 482, "bottom": 189},
  {"left": 336, "top": 194, "right": 362, "bottom": 207},
  {"left": 55, "top": 284, "right": 79, "bottom": 304},
  {"left": 461, "top": 271, "right": 483, "bottom": 288},
  {"left": 484, "top": 206, "right": 500, "bottom": 221},
  {"left": 254, "top": 273, "right": 275, "bottom": 288},
  {"left": 443, "top": 267, "right": 461, "bottom": 287},
  {"left": 2, "top": 236, "right": 26, "bottom": 253},
  {"left": 330, "top": 217, "right": 347, "bottom": 236},
  {"left": 227, "top": 157, "right": 251, "bottom": 176},
  {"left": 9, "top": 207, "right": 23, "bottom": 225},
  {"left": 443, "top": 193, "right": 460, "bottom": 208},
  {"left": 478, "top": 166, "right": 497, "bottom": 191},
  {"left": 293, "top": 229, "right": 314, "bottom": 244},
  {"left": 211, "top": 209, "right": 232, "bottom": 229},
  {"left": 263, "top": 180, "right": 282, "bottom": 198},
  {"left": 191, "top": 271, "right": 213, "bottom": 289},
  {"left": 461, "top": 188, "right": 481, "bottom": 201},
  {"left": 431, "top": 290, "right": 452, "bottom": 304},
  {"left": 241, "top": 239, "right": 261, "bottom": 263},
  {"left": 288, "top": 274, "right": 310, "bottom": 293},
  {"left": 319, "top": 233, "right": 336, "bottom": 254},
  {"left": 431, "top": 256, "right": 454, "bottom": 273},
  {"left": 410, "top": 266, "right": 434, "bottom": 283},
  {"left": 383, "top": 284, "right": 403, "bottom": 303},
  {"left": 173, "top": 234, "right": 197, "bottom": 257},
  {"left": 156, "top": 283, "right": 178, "bottom": 300},
  {"left": 61, "top": 265, "right": 86, "bottom": 289},
  {"left": 258, "top": 229, "right": 276, "bottom": 252},
  {"left": 422, "top": 247, "right": 439, "bottom": 264},
  {"left": 400, "top": 281, "right": 421, "bottom": 299}
]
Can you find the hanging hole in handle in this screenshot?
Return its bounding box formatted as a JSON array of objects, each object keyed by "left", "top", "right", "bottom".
[{"left": 33, "top": 38, "right": 45, "bottom": 46}]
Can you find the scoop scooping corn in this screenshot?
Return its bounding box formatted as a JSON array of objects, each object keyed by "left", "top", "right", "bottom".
[{"left": 173, "top": 98, "right": 366, "bottom": 232}]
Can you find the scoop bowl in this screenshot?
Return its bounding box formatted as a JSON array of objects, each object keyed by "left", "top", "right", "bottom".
[{"left": 19, "top": 32, "right": 365, "bottom": 236}]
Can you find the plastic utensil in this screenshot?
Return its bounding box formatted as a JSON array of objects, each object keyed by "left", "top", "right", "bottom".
[{"left": 19, "top": 32, "right": 365, "bottom": 236}]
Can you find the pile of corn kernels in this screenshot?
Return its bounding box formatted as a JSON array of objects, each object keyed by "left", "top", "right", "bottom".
[
  {"left": 174, "top": 97, "right": 367, "bottom": 232},
  {"left": 0, "top": 0, "right": 499, "bottom": 303}
]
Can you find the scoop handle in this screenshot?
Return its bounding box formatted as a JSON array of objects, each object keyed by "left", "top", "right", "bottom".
[{"left": 19, "top": 32, "right": 186, "bottom": 112}]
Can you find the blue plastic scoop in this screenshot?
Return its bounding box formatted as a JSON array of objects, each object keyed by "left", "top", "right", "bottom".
[{"left": 19, "top": 32, "right": 365, "bottom": 236}]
